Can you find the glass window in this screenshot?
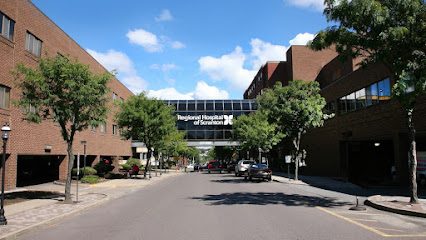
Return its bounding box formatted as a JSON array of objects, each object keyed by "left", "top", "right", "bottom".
[
  {"left": 346, "top": 93, "right": 356, "bottom": 112},
  {"left": 0, "top": 12, "right": 15, "bottom": 41},
  {"left": 251, "top": 102, "right": 258, "bottom": 110},
  {"left": 112, "top": 125, "right": 117, "bottom": 135},
  {"left": 224, "top": 101, "right": 232, "bottom": 110},
  {"left": 215, "top": 101, "right": 223, "bottom": 110},
  {"left": 225, "top": 131, "right": 233, "bottom": 139},
  {"left": 206, "top": 101, "right": 214, "bottom": 111},
  {"left": 0, "top": 85, "right": 10, "bottom": 109},
  {"left": 233, "top": 101, "right": 241, "bottom": 110},
  {"left": 100, "top": 123, "right": 106, "bottom": 133},
  {"left": 113, "top": 93, "right": 117, "bottom": 102},
  {"left": 196, "top": 131, "right": 205, "bottom": 139},
  {"left": 339, "top": 96, "right": 347, "bottom": 114},
  {"left": 197, "top": 101, "right": 204, "bottom": 111},
  {"left": 177, "top": 121, "right": 187, "bottom": 131},
  {"left": 215, "top": 130, "right": 224, "bottom": 140},
  {"left": 187, "top": 131, "right": 196, "bottom": 140},
  {"left": 120, "top": 97, "right": 124, "bottom": 104},
  {"left": 170, "top": 101, "right": 178, "bottom": 111},
  {"left": 178, "top": 102, "right": 186, "bottom": 111},
  {"left": 378, "top": 78, "right": 391, "bottom": 101},
  {"left": 90, "top": 124, "right": 96, "bottom": 130},
  {"left": 366, "top": 83, "right": 378, "bottom": 106},
  {"left": 355, "top": 88, "right": 366, "bottom": 110},
  {"left": 187, "top": 102, "right": 195, "bottom": 111},
  {"left": 25, "top": 32, "right": 42, "bottom": 56},
  {"left": 242, "top": 102, "right": 250, "bottom": 110},
  {"left": 324, "top": 102, "right": 334, "bottom": 115},
  {"left": 205, "top": 131, "right": 214, "bottom": 140}
]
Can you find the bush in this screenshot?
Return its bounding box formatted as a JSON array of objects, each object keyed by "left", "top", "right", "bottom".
[
  {"left": 120, "top": 164, "right": 131, "bottom": 172},
  {"left": 72, "top": 167, "right": 97, "bottom": 176},
  {"left": 105, "top": 172, "right": 125, "bottom": 179},
  {"left": 93, "top": 162, "right": 115, "bottom": 176},
  {"left": 81, "top": 175, "right": 99, "bottom": 184},
  {"left": 126, "top": 158, "right": 142, "bottom": 167}
]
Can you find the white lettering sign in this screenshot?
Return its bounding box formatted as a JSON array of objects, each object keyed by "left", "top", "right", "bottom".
[{"left": 177, "top": 114, "right": 233, "bottom": 126}]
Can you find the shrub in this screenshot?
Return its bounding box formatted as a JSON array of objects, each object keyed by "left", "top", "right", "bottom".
[
  {"left": 81, "top": 175, "right": 99, "bottom": 184},
  {"left": 126, "top": 158, "right": 142, "bottom": 167},
  {"left": 120, "top": 164, "right": 131, "bottom": 172},
  {"left": 72, "top": 167, "right": 97, "bottom": 176},
  {"left": 94, "top": 162, "right": 115, "bottom": 176}
]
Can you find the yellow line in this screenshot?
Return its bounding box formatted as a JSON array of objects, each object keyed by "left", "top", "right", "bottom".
[
  {"left": 316, "top": 207, "right": 389, "bottom": 237},
  {"left": 340, "top": 212, "right": 384, "bottom": 216},
  {"left": 350, "top": 218, "right": 378, "bottom": 222},
  {"left": 316, "top": 207, "right": 426, "bottom": 238},
  {"left": 375, "top": 228, "right": 405, "bottom": 233}
]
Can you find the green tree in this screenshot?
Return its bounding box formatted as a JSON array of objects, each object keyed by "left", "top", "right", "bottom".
[
  {"left": 11, "top": 54, "right": 111, "bottom": 202},
  {"left": 115, "top": 93, "right": 176, "bottom": 178},
  {"left": 233, "top": 111, "right": 284, "bottom": 163},
  {"left": 258, "top": 81, "right": 326, "bottom": 180},
  {"left": 157, "top": 128, "right": 186, "bottom": 167},
  {"left": 310, "top": 0, "right": 425, "bottom": 203}
]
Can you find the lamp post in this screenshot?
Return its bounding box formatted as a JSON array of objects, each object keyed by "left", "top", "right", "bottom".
[
  {"left": 0, "top": 123, "right": 11, "bottom": 225},
  {"left": 81, "top": 141, "right": 87, "bottom": 178}
]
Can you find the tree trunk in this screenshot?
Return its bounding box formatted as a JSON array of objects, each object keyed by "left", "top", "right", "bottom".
[
  {"left": 144, "top": 149, "right": 152, "bottom": 179},
  {"left": 293, "top": 132, "right": 301, "bottom": 181},
  {"left": 407, "top": 109, "right": 418, "bottom": 204},
  {"left": 64, "top": 142, "right": 74, "bottom": 203}
]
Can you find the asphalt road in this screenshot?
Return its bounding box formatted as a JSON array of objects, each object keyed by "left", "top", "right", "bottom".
[{"left": 19, "top": 172, "right": 426, "bottom": 240}]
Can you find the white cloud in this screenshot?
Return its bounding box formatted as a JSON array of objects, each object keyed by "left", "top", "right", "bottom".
[
  {"left": 193, "top": 81, "right": 229, "bottom": 100},
  {"left": 87, "top": 49, "right": 148, "bottom": 94},
  {"left": 126, "top": 29, "right": 163, "bottom": 52},
  {"left": 289, "top": 32, "right": 316, "bottom": 45},
  {"left": 250, "top": 38, "right": 288, "bottom": 70},
  {"left": 148, "top": 88, "right": 194, "bottom": 100},
  {"left": 155, "top": 9, "right": 173, "bottom": 22},
  {"left": 150, "top": 63, "right": 177, "bottom": 72},
  {"left": 284, "top": 0, "right": 325, "bottom": 11},
  {"left": 147, "top": 81, "right": 228, "bottom": 100},
  {"left": 171, "top": 41, "right": 186, "bottom": 49},
  {"left": 199, "top": 46, "right": 257, "bottom": 90}
]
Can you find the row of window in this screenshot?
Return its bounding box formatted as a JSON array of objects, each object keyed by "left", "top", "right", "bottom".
[
  {"left": 185, "top": 130, "right": 234, "bottom": 140},
  {"left": 92, "top": 123, "right": 122, "bottom": 136},
  {"left": 112, "top": 92, "right": 124, "bottom": 104},
  {"left": 167, "top": 100, "right": 256, "bottom": 112},
  {"left": 1, "top": 11, "right": 42, "bottom": 57},
  {"left": 338, "top": 78, "right": 391, "bottom": 114}
]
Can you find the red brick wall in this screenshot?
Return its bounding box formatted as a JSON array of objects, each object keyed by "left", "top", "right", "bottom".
[{"left": 0, "top": 0, "right": 134, "bottom": 189}]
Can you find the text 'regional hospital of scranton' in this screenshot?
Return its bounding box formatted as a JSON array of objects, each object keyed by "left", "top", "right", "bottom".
[{"left": 165, "top": 100, "right": 256, "bottom": 145}]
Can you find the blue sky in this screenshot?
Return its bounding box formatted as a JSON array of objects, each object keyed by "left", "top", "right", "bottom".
[{"left": 31, "top": 0, "right": 329, "bottom": 100}]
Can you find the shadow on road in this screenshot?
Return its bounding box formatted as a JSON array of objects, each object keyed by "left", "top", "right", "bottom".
[{"left": 190, "top": 192, "right": 350, "bottom": 207}]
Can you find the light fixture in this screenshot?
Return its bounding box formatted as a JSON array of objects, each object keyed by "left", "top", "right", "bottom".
[{"left": 374, "top": 142, "right": 380, "bottom": 147}]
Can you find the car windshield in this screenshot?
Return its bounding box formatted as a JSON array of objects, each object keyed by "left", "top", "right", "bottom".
[{"left": 243, "top": 161, "right": 255, "bottom": 164}]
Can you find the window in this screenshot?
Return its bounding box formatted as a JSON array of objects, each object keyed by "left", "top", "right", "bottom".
[
  {"left": 90, "top": 124, "right": 97, "bottom": 130},
  {"left": 120, "top": 97, "right": 124, "bottom": 104},
  {"left": 355, "top": 88, "right": 366, "bottom": 109},
  {"left": 378, "top": 78, "right": 391, "bottom": 101},
  {"left": 119, "top": 127, "right": 123, "bottom": 136},
  {"left": 100, "top": 123, "right": 106, "bottom": 133},
  {"left": 324, "top": 102, "right": 335, "bottom": 115},
  {"left": 112, "top": 125, "right": 117, "bottom": 135},
  {"left": 366, "top": 83, "right": 378, "bottom": 106},
  {"left": 0, "top": 12, "right": 15, "bottom": 41},
  {"left": 339, "top": 96, "right": 347, "bottom": 114},
  {"left": 25, "top": 32, "right": 42, "bottom": 56},
  {"left": 0, "top": 85, "right": 10, "bottom": 109},
  {"left": 113, "top": 93, "right": 117, "bottom": 102}
]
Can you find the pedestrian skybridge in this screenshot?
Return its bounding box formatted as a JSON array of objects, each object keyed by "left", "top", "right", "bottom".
[{"left": 165, "top": 99, "right": 257, "bottom": 147}]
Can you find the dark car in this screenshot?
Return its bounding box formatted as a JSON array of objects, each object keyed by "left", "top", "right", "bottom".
[
  {"left": 227, "top": 160, "right": 238, "bottom": 173},
  {"left": 245, "top": 164, "right": 272, "bottom": 181},
  {"left": 207, "top": 160, "right": 224, "bottom": 173}
]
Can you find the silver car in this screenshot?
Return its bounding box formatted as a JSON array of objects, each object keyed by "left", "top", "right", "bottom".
[{"left": 235, "top": 160, "right": 255, "bottom": 177}]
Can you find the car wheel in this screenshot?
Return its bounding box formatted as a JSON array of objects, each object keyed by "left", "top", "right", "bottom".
[
  {"left": 208, "top": 171, "right": 210, "bottom": 173},
  {"left": 235, "top": 172, "right": 238, "bottom": 177},
  {"left": 268, "top": 176, "right": 272, "bottom": 182},
  {"left": 244, "top": 176, "right": 247, "bottom": 180},
  {"left": 249, "top": 176, "right": 252, "bottom": 181}
]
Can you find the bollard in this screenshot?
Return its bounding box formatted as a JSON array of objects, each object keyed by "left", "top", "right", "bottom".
[{"left": 349, "top": 196, "right": 366, "bottom": 211}]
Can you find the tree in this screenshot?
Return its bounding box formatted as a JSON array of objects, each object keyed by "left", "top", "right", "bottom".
[
  {"left": 310, "top": 0, "right": 425, "bottom": 203},
  {"left": 233, "top": 111, "right": 284, "bottom": 163},
  {"left": 157, "top": 128, "right": 186, "bottom": 168},
  {"left": 257, "top": 81, "right": 326, "bottom": 180},
  {"left": 115, "top": 93, "right": 176, "bottom": 178},
  {"left": 11, "top": 54, "right": 111, "bottom": 203}
]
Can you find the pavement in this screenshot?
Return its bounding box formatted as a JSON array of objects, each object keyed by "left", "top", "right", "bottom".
[{"left": 0, "top": 170, "right": 425, "bottom": 239}]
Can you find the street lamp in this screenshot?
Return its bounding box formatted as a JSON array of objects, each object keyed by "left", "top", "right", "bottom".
[
  {"left": 81, "top": 141, "right": 87, "bottom": 178},
  {"left": 0, "top": 123, "right": 11, "bottom": 225}
]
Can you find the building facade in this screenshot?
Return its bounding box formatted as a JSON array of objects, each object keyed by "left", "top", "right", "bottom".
[
  {"left": 243, "top": 45, "right": 426, "bottom": 184},
  {"left": 0, "top": 0, "right": 133, "bottom": 190}
]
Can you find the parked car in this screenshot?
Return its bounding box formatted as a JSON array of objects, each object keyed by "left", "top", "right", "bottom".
[
  {"left": 227, "top": 160, "right": 238, "bottom": 173},
  {"left": 235, "top": 160, "right": 255, "bottom": 177},
  {"left": 207, "top": 160, "right": 224, "bottom": 173},
  {"left": 246, "top": 164, "right": 272, "bottom": 181},
  {"left": 194, "top": 164, "right": 201, "bottom": 171},
  {"left": 187, "top": 164, "right": 195, "bottom": 172}
]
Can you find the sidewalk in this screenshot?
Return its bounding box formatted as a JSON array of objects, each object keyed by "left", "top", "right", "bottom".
[
  {"left": 0, "top": 171, "right": 182, "bottom": 240},
  {"left": 272, "top": 172, "right": 426, "bottom": 218}
]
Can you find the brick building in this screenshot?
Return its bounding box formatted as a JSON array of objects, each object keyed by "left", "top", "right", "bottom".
[
  {"left": 244, "top": 45, "right": 426, "bottom": 185},
  {"left": 0, "top": 0, "right": 133, "bottom": 190}
]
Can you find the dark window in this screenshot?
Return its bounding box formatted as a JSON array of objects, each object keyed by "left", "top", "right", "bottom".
[
  {"left": 0, "top": 85, "right": 10, "bottom": 108},
  {"left": 251, "top": 103, "right": 258, "bottom": 110},
  {"left": 0, "top": 12, "right": 15, "bottom": 41},
  {"left": 339, "top": 96, "right": 347, "bottom": 114},
  {"left": 187, "top": 103, "right": 195, "bottom": 111},
  {"left": 355, "top": 89, "right": 366, "bottom": 109},
  {"left": 197, "top": 102, "right": 204, "bottom": 111},
  {"left": 25, "top": 32, "right": 42, "bottom": 56},
  {"left": 177, "top": 121, "right": 186, "bottom": 130},
  {"left": 187, "top": 131, "right": 196, "bottom": 140},
  {"left": 196, "top": 131, "right": 205, "bottom": 139},
  {"left": 215, "top": 101, "right": 223, "bottom": 110},
  {"left": 346, "top": 93, "right": 356, "bottom": 112},
  {"left": 233, "top": 101, "right": 241, "bottom": 110},
  {"left": 178, "top": 102, "right": 186, "bottom": 111},
  {"left": 225, "top": 130, "right": 233, "bottom": 139},
  {"left": 366, "top": 83, "right": 378, "bottom": 106},
  {"left": 242, "top": 102, "right": 250, "bottom": 110},
  {"left": 205, "top": 131, "right": 214, "bottom": 140},
  {"left": 224, "top": 101, "right": 232, "bottom": 110},
  {"left": 215, "top": 130, "right": 224, "bottom": 140},
  {"left": 206, "top": 101, "right": 214, "bottom": 111}
]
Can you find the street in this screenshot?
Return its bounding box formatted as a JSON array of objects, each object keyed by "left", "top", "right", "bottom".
[{"left": 19, "top": 172, "right": 426, "bottom": 240}]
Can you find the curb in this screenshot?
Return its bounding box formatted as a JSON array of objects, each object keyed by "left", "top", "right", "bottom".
[
  {"left": 365, "top": 195, "right": 426, "bottom": 218},
  {"left": 0, "top": 193, "right": 110, "bottom": 240}
]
